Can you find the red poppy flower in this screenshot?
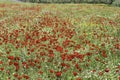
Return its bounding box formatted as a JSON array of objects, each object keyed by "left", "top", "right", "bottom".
[
  {"left": 0, "top": 68, "right": 4, "bottom": 71},
  {"left": 8, "top": 56, "right": 14, "bottom": 60},
  {"left": 41, "top": 36, "right": 47, "bottom": 41},
  {"left": 75, "top": 63, "right": 79, "bottom": 69},
  {"left": 49, "top": 69, "right": 54, "bottom": 73},
  {"left": 114, "top": 44, "right": 120, "bottom": 49},
  {"left": 38, "top": 71, "right": 43, "bottom": 74},
  {"left": 118, "top": 65, "right": 120, "bottom": 69},
  {"left": 9, "top": 61, "right": 13, "bottom": 65},
  {"left": 14, "top": 62, "right": 19, "bottom": 71},
  {"left": 61, "top": 63, "right": 66, "bottom": 67},
  {"left": 73, "top": 72, "right": 78, "bottom": 76},
  {"left": 76, "top": 77, "right": 82, "bottom": 80},
  {"left": 91, "top": 70, "right": 96, "bottom": 73},
  {"left": 118, "top": 76, "right": 120, "bottom": 80},
  {"left": 17, "top": 76, "right": 22, "bottom": 80},
  {"left": 86, "top": 52, "right": 92, "bottom": 56},
  {"left": 14, "top": 62, "right": 19, "bottom": 66},
  {"left": 0, "top": 61, "right": 3, "bottom": 64},
  {"left": 101, "top": 50, "right": 107, "bottom": 58},
  {"left": 22, "top": 74, "right": 29, "bottom": 79},
  {"left": 48, "top": 53, "right": 54, "bottom": 58},
  {"left": 13, "top": 73, "right": 18, "bottom": 77},
  {"left": 15, "top": 65, "right": 19, "bottom": 71},
  {"left": 55, "top": 46, "right": 63, "bottom": 53},
  {"left": 15, "top": 57, "right": 20, "bottom": 60},
  {"left": 116, "top": 70, "right": 119, "bottom": 74},
  {"left": 98, "top": 71, "right": 103, "bottom": 76},
  {"left": 105, "top": 68, "right": 110, "bottom": 73},
  {"left": 56, "top": 71, "right": 62, "bottom": 77}
]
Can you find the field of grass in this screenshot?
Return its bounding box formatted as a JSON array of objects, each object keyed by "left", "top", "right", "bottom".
[{"left": 0, "top": 1, "right": 120, "bottom": 80}]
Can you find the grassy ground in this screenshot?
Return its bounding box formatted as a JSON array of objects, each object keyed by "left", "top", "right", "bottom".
[{"left": 0, "top": 1, "right": 120, "bottom": 80}]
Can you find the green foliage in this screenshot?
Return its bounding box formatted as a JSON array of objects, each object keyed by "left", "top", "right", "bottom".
[
  {"left": 20, "top": 0, "right": 114, "bottom": 3},
  {"left": 19, "top": 0, "right": 120, "bottom": 7},
  {"left": 112, "top": 0, "right": 120, "bottom": 7}
]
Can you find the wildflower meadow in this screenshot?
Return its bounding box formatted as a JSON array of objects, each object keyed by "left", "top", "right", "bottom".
[{"left": 0, "top": 1, "right": 120, "bottom": 80}]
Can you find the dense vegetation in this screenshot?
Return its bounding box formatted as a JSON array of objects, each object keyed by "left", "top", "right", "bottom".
[
  {"left": 0, "top": 1, "right": 120, "bottom": 80},
  {"left": 20, "top": 0, "right": 113, "bottom": 3},
  {"left": 19, "top": 0, "right": 120, "bottom": 6}
]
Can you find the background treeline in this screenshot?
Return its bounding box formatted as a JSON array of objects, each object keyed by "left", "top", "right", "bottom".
[{"left": 19, "top": 0, "right": 120, "bottom": 7}]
